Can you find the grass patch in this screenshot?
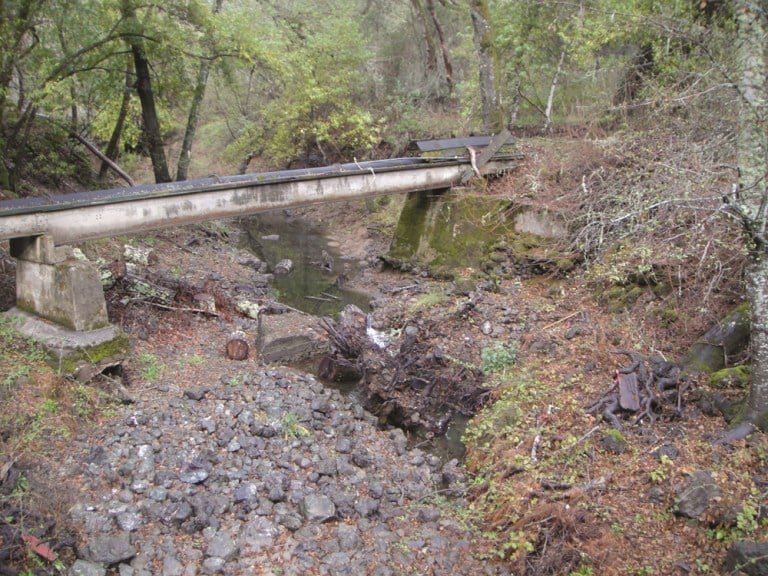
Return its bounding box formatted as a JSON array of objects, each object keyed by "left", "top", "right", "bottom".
[
  {"left": 138, "top": 352, "right": 163, "bottom": 381},
  {"left": 409, "top": 289, "right": 449, "bottom": 313}
]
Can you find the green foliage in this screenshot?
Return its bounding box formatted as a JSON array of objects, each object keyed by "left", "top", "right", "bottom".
[
  {"left": 72, "top": 382, "right": 119, "bottom": 419},
  {"left": 409, "top": 289, "right": 449, "bottom": 312},
  {"left": 0, "top": 316, "right": 47, "bottom": 388},
  {"left": 736, "top": 503, "right": 758, "bottom": 535},
  {"left": 649, "top": 454, "right": 673, "bottom": 484},
  {"left": 463, "top": 380, "right": 521, "bottom": 451},
  {"left": 480, "top": 341, "right": 519, "bottom": 375},
  {"left": 280, "top": 412, "right": 309, "bottom": 439},
  {"left": 224, "top": 1, "right": 379, "bottom": 167}
]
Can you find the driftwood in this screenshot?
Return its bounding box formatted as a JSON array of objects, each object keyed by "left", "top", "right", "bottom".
[
  {"left": 319, "top": 304, "right": 489, "bottom": 434},
  {"left": 226, "top": 331, "right": 250, "bottom": 360},
  {"left": 586, "top": 351, "right": 687, "bottom": 429}
]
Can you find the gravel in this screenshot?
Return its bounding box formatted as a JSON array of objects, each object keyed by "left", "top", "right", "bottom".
[{"left": 60, "top": 366, "right": 508, "bottom": 575}]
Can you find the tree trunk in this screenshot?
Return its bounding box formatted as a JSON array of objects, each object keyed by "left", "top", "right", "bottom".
[
  {"left": 735, "top": 0, "right": 768, "bottom": 429},
  {"left": 426, "top": 0, "right": 453, "bottom": 96},
  {"left": 411, "top": 0, "right": 438, "bottom": 75},
  {"left": 469, "top": 0, "right": 500, "bottom": 132},
  {"left": 176, "top": 0, "right": 224, "bottom": 182},
  {"left": 176, "top": 58, "right": 212, "bottom": 182},
  {"left": 100, "top": 57, "right": 134, "bottom": 181},
  {"left": 131, "top": 42, "right": 171, "bottom": 183},
  {"left": 613, "top": 44, "right": 654, "bottom": 107},
  {"left": 542, "top": 49, "right": 566, "bottom": 133}
]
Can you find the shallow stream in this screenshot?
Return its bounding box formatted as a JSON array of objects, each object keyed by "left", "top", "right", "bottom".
[
  {"left": 241, "top": 212, "right": 371, "bottom": 317},
  {"left": 241, "top": 212, "right": 468, "bottom": 462}
]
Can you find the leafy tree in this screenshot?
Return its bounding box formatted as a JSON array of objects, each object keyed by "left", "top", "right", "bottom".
[{"left": 225, "top": 0, "right": 379, "bottom": 169}]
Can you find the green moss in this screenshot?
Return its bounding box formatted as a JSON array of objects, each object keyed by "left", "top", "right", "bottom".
[
  {"left": 386, "top": 190, "right": 571, "bottom": 278},
  {"left": 603, "top": 428, "right": 626, "bottom": 444},
  {"left": 555, "top": 258, "right": 575, "bottom": 272},
  {"left": 658, "top": 307, "right": 679, "bottom": 327},
  {"left": 709, "top": 366, "right": 751, "bottom": 389},
  {"left": 652, "top": 282, "right": 673, "bottom": 297},
  {"left": 57, "top": 331, "right": 130, "bottom": 375},
  {"left": 602, "top": 285, "right": 644, "bottom": 313},
  {"left": 714, "top": 395, "right": 745, "bottom": 424}
]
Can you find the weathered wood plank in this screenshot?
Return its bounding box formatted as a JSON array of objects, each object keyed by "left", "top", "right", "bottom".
[{"left": 618, "top": 372, "right": 641, "bottom": 411}]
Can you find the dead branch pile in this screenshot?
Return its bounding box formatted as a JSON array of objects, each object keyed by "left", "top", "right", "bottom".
[
  {"left": 319, "top": 305, "right": 490, "bottom": 434},
  {"left": 586, "top": 350, "right": 689, "bottom": 429}
]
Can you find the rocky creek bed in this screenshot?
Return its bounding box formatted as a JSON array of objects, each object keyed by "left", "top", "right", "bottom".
[
  {"left": 0, "top": 207, "right": 514, "bottom": 575},
  {"left": 54, "top": 362, "right": 507, "bottom": 576}
]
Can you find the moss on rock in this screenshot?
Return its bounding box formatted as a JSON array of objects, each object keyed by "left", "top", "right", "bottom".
[{"left": 709, "top": 366, "right": 751, "bottom": 389}]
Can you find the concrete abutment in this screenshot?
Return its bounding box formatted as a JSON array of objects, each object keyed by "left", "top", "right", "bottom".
[{"left": 6, "top": 235, "right": 128, "bottom": 378}]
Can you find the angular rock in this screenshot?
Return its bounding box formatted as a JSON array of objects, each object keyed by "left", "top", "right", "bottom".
[
  {"left": 723, "top": 540, "right": 768, "bottom": 576},
  {"left": 206, "top": 530, "right": 239, "bottom": 561},
  {"left": 70, "top": 559, "right": 107, "bottom": 576},
  {"left": 240, "top": 516, "right": 280, "bottom": 552},
  {"left": 273, "top": 259, "right": 293, "bottom": 275},
  {"left": 299, "top": 494, "right": 336, "bottom": 523},
  {"left": 179, "top": 469, "right": 209, "bottom": 484},
  {"left": 675, "top": 470, "right": 720, "bottom": 519},
  {"left": 79, "top": 534, "right": 136, "bottom": 565}
]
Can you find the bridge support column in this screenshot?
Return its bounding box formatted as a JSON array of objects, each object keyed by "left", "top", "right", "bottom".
[
  {"left": 10, "top": 235, "right": 109, "bottom": 330},
  {"left": 7, "top": 235, "right": 128, "bottom": 381}
]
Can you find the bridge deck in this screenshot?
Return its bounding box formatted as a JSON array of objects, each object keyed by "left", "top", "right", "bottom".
[{"left": 0, "top": 155, "right": 521, "bottom": 245}]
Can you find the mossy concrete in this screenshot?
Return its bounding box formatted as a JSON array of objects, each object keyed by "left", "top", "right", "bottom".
[
  {"left": 11, "top": 235, "right": 109, "bottom": 331},
  {"left": 384, "top": 190, "right": 567, "bottom": 277},
  {"left": 4, "top": 307, "right": 129, "bottom": 381}
]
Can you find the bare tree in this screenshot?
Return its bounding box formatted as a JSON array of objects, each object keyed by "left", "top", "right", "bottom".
[
  {"left": 731, "top": 0, "right": 768, "bottom": 429},
  {"left": 468, "top": 0, "right": 500, "bottom": 131}
]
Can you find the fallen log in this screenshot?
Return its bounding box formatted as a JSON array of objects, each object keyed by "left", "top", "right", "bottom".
[
  {"left": 226, "top": 331, "right": 250, "bottom": 360},
  {"left": 318, "top": 354, "right": 363, "bottom": 382}
]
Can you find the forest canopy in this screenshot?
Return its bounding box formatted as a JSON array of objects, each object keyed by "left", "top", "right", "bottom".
[{"left": 0, "top": 0, "right": 725, "bottom": 193}]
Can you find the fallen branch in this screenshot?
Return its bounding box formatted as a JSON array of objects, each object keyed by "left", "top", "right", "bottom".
[
  {"left": 128, "top": 299, "right": 219, "bottom": 316},
  {"left": 542, "top": 311, "right": 582, "bottom": 331}
]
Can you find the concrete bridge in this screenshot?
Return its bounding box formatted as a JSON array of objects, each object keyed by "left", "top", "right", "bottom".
[{"left": 0, "top": 149, "right": 518, "bottom": 372}]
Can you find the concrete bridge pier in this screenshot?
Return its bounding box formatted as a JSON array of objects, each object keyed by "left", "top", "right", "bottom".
[
  {"left": 11, "top": 235, "right": 109, "bottom": 330},
  {"left": 7, "top": 235, "right": 128, "bottom": 380}
]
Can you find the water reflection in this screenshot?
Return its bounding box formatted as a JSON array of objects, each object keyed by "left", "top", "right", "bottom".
[{"left": 241, "top": 212, "right": 371, "bottom": 317}]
